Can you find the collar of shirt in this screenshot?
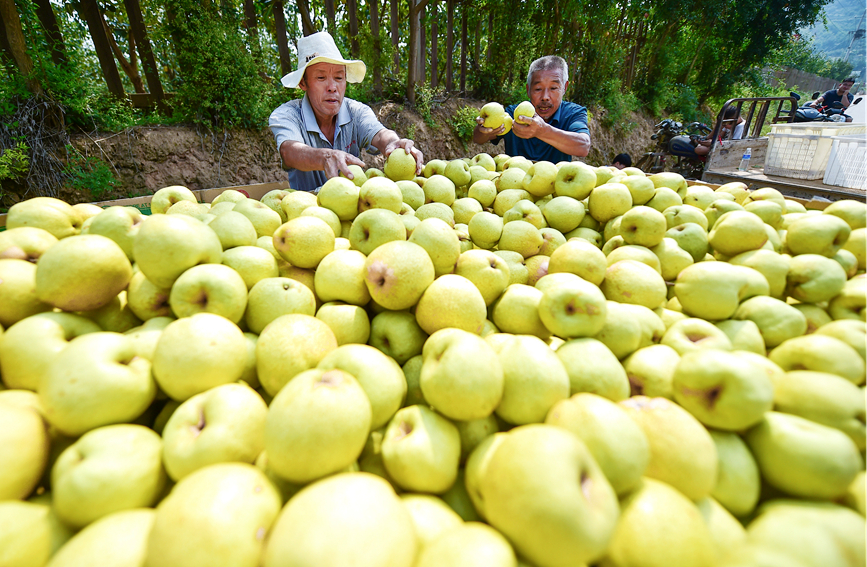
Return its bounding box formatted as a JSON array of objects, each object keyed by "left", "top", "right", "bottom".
[
  {"left": 546, "top": 102, "right": 564, "bottom": 126},
  {"left": 301, "top": 95, "right": 353, "bottom": 145}
]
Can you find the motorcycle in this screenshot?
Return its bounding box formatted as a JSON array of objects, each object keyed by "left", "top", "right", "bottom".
[
  {"left": 635, "top": 119, "right": 712, "bottom": 180},
  {"left": 790, "top": 91, "right": 861, "bottom": 123}
]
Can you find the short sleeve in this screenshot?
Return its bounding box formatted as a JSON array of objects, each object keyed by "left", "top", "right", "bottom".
[
  {"left": 566, "top": 105, "right": 590, "bottom": 135},
  {"left": 348, "top": 100, "right": 386, "bottom": 152},
  {"left": 269, "top": 102, "right": 305, "bottom": 153}
]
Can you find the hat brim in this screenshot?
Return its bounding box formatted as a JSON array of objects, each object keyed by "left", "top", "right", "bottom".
[{"left": 281, "top": 57, "right": 367, "bottom": 89}]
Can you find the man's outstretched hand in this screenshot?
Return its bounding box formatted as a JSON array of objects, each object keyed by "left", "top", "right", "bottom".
[{"left": 385, "top": 138, "right": 425, "bottom": 175}]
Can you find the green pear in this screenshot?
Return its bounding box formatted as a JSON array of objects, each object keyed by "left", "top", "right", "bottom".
[
  {"left": 280, "top": 190, "right": 317, "bottom": 220},
  {"left": 648, "top": 171, "right": 688, "bottom": 196},
  {"left": 602, "top": 477, "right": 716, "bottom": 567},
  {"left": 221, "top": 245, "right": 279, "bottom": 290},
  {"left": 256, "top": 313, "right": 338, "bottom": 396},
  {"left": 168, "top": 263, "right": 248, "bottom": 323},
  {"left": 771, "top": 370, "right": 865, "bottom": 449},
  {"left": 423, "top": 159, "right": 449, "bottom": 178},
  {"left": 409, "top": 218, "right": 461, "bottom": 278},
  {"left": 745, "top": 200, "right": 784, "bottom": 229},
  {"left": 708, "top": 430, "right": 760, "bottom": 517},
  {"left": 415, "top": 274, "right": 487, "bottom": 336},
  {"left": 6, "top": 196, "right": 82, "bottom": 238},
  {"left": 47, "top": 508, "right": 155, "bottom": 567},
  {"left": 619, "top": 396, "right": 718, "bottom": 501},
  {"left": 769, "top": 334, "right": 865, "bottom": 384},
  {"left": 0, "top": 226, "right": 58, "bottom": 264},
  {"left": 554, "top": 162, "right": 596, "bottom": 200},
  {"left": 646, "top": 186, "right": 683, "bottom": 213},
  {"left": 785, "top": 253, "right": 847, "bottom": 304},
  {"left": 588, "top": 182, "right": 632, "bottom": 223},
  {"left": 478, "top": 424, "right": 620, "bottom": 566},
  {"left": 828, "top": 274, "right": 866, "bottom": 320},
  {"left": 273, "top": 216, "right": 335, "bottom": 269},
  {"left": 383, "top": 148, "right": 418, "bottom": 182},
  {"left": 664, "top": 204, "right": 709, "bottom": 231},
  {"left": 318, "top": 343, "right": 407, "bottom": 430},
  {"left": 695, "top": 496, "right": 748, "bottom": 560},
  {"left": 536, "top": 272, "right": 607, "bottom": 339},
  {"left": 85, "top": 206, "right": 143, "bottom": 260},
  {"left": 315, "top": 302, "right": 370, "bottom": 346},
  {"left": 491, "top": 335, "right": 569, "bottom": 425},
  {"left": 162, "top": 383, "right": 268, "bottom": 481},
  {"left": 556, "top": 338, "right": 629, "bottom": 401},
  {"left": 0, "top": 500, "right": 73, "bottom": 566},
  {"left": 126, "top": 271, "right": 172, "bottom": 321},
  {"left": 786, "top": 213, "right": 851, "bottom": 257},
  {"left": 600, "top": 260, "right": 667, "bottom": 309},
  {"left": 498, "top": 219, "right": 543, "bottom": 258},
  {"left": 823, "top": 199, "right": 866, "bottom": 229},
  {"left": 672, "top": 348, "right": 773, "bottom": 430},
  {"left": 35, "top": 234, "right": 132, "bottom": 312},
  {"left": 715, "top": 181, "right": 749, "bottom": 204},
  {"left": 52, "top": 424, "right": 165, "bottom": 529},
  {"left": 40, "top": 332, "right": 155, "bottom": 436},
  {"left": 423, "top": 174, "right": 456, "bottom": 206},
  {"left": 0, "top": 402, "right": 49, "bottom": 501},
  {"left": 622, "top": 344, "right": 680, "bottom": 398},
  {"left": 661, "top": 317, "right": 733, "bottom": 354},
  {"left": 714, "top": 319, "right": 766, "bottom": 354},
  {"left": 264, "top": 368, "right": 370, "bottom": 484},
  {"left": 133, "top": 214, "right": 222, "bottom": 289},
  {"left": 454, "top": 249, "right": 511, "bottom": 306},
  {"left": 349, "top": 208, "right": 407, "bottom": 257},
  {"left": 262, "top": 472, "right": 417, "bottom": 567},
  {"left": 521, "top": 161, "right": 558, "bottom": 198},
  {"left": 546, "top": 393, "right": 649, "bottom": 495},
  {"left": 382, "top": 405, "right": 460, "bottom": 493},
  {"left": 420, "top": 329, "right": 504, "bottom": 421},
  {"left": 369, "top": 310, "right": 428, "bottom": 365},
  {"left": 620, "top": 175, "right": 657, "bottom": 206},
  {"left": 814, "top": 320, "right": 866, "bottom": 360},
  {"left": 708, "top": 211, "right": 768, "bottom": 257},
  {"left": 400, "top": 494, "right": 463, "bottom": 548},
  {"left": 651, "top": 237, "right": 694, "bottom": 281},
  {"left": 745, "top": 412, "right": 862, "bottom": 499},
  {"left": 318, "top": 176, "right": 361, "bottom": 221},
  {"left": 593, "top": 302, "right": 664, "bottom": 360},
  {"left": 364, "top": 240, "right": 435, "bottom": 310},
  {"left": 207, "top": 210, "right": 258, "bottom": 249},
  {"left": 313, "top": 249, "right": 371, "bottom": 306},
  {"left": 245, "top": 277, "right": 316, "bottom": 334},
  {"left": 415, "top": 522, "right": 517, "bottom": 567},
  {"left": 733, "top": 296, "right": 807, "bottom": 348},
  {"left": 0, "top": 259, "right": 52, "bottom": 328},
  {"left": 705, "top": 199, "right": 745, "bottom": 230},
  {"left": 547, "top": 238, "right": 607, "bottom": 285},
  {"left": 491, "top": 284, "right": 548, "bottom": 339},
  {"left": 665, "top": 222, "right": 708, "bottom": 262},
  {"left": 674, "top": 262, "right": 769, "bottom": 321},
  {"left": 145, "top": 463, "right": 281, "bottom": 567},
  {"left": 456, "top": 414, "right": 499, "bottom": 464}
]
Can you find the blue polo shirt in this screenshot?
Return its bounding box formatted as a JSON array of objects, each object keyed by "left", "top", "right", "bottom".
[
  {"left": 495, "top": 101, "right": 589, "bottom": 163},
  {"left": 269, "top": 95, "right": 385, "bottom": 192}
]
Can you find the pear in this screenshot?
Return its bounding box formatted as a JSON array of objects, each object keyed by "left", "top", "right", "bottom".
[
  {"left": 547, "top": 238, "right": 608, "bottom": 285},
  {"left": 708, "top": 430, "right": 760, "bottom": 517},
  {"left": 415, "top": 274, "right": 487, "bottom": 336},
  {"left": 733, "top": 296, "right": 807, "bottom": 348},
  {"left": 619, "top": 396, "right": 718, "bottom": 501},
  {"left": 262, "top": 472, "right": 417, "bottom": 567},
  {"left": 0, "top": 402, "right": 49, "bottom": 500},
  {"left": 133, "top": 214, "right": 222, "bottom": 289},
  {"left": 415, "top": 522, "right": 517, "bottom": 567},
  {"left": 6, "top": 196, "right": 83, "bottom": 238},
  {"left": 145, "top": 463, "right": 282, "bottom": 567},
  {"left": 661, "top": 317, "right": 733, "bottom": 355},
  {"left": 382, "top": 405, "right": 460, "bottom": 493},
  {"left": 478, "top": 425, "right": 620, "bottom": 567},
  {"left": 769, "top": 334, "right": 865, "bottom": 384},
  {"left": 46, "top": 508, "right": 155, "bottom": 567},
  {"left": 400, "top": 494, "right": 463, "bottom": 548},
  {"left": 384, "top": 148, "right": 418, "bottom": 182},
  {"left": 556, "top": 338, "right": 629, "bottom": 401},
  {"left": 695, "top": 496, "right": 748, "bottom": 560},
  {"left": 814, "top": 320, "right": 866, "bottom": 360},
  {"left": 52, "top": 424, "right": 165, "bottom": 529},
  {"left": 622, "top": 344, "right": 680, "bottom": 398},
  {"left": 0, "top": 500, "right": 74, "bottom": 566},
  {"left": 674, "top": 262, "right": 769, "bottom": 321},
  {"left": 364, "top": 240, "right": 435, "bottom": 310},
  {"left": 588, "top": 182, "right": 633, "bottom": 223},
  {"left": 745, "top": 411, "right": 862, "bottom": 500},
  {"left": 786, "top": 213, "right": 851, "bottom": 257},
  {"left": 828, "top": 274, "right": 866, "bottom": 321},
  {"left": 600, "top": 260, "right": 667, "bottom": 310},
  {"left": 538, "top": 274, "right": 608, "bottom": 339}
]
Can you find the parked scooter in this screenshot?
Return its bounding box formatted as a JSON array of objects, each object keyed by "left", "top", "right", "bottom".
[
  {"left": 635, "top": 119, "right": 712, "bottom": 179},
  {"left": 790, "top": 91, "right": 862, "bottom": 123}
]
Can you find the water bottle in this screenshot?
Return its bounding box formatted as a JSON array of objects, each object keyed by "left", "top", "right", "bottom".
[{"left": 738, "top": 148, "right": 752, "bottom": 171}]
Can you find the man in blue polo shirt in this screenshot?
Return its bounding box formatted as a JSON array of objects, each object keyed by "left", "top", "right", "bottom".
[
  {"left": 269, "top": 32, "right": 423, "bottom": 193},
  {"left": 472, "top": 55, "right": 591, "bottom": 162}
]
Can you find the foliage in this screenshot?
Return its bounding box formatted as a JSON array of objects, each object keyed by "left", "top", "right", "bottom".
[
  {"left": 599, "top": 90, "right": 641, "bottom": 132},
  {"left": 768, "top": 35, "right": 854, "bottom": 81},
  {"left": 0, "top": 140, "right": 30, "bottom": 181},
  {"left": 414, "top": 84, "right": 438, "bottom": 128},
  {"left": 63, "top": 147, "right": 119, "bottom": 200},
  {"left": 449, "top": 105, "right": 480, "bottom": 142}
]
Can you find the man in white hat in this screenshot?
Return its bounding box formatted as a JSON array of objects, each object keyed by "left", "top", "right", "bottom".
[{"left": 269, "top": 31, "right": 423, "bottom": 193}]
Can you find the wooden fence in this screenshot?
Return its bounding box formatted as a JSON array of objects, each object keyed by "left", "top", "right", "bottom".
[{"left": 766, "top": 67, "right": 840, "bottom": 95}]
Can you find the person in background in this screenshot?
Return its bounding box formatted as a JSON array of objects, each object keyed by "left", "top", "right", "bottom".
[
  {"left": 269, "top": 32, "right": 423, "bottom": 193},
  {"left": 720, "top": 106, "right": 747, "bottom": 140},
  {"left": 472, "top": 55, "right": 591, "bottom": 161},
  {"left": 612, "top": 153, "right": 632, "bottom": 169},
  {"left": 810, "top": 78, "right": 855, "bottom": 115}
]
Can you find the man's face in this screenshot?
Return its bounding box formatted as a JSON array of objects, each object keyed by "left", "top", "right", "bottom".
[
  {"left": 613, "top": 162, "right": 626, "bottom": 170},
  {"left": 527, "top": 69, "right": 567, "bottom": 122},
  {"left": 300, "top": 62, "right": 347, "bottom": 120},
  {"left": 838, "top": 81, "right": 854, "bottom": 95}
]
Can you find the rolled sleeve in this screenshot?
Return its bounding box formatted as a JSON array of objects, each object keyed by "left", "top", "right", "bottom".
[
  {"left": 269, "top": 101, "right": 304, "bottom": 153},
  {"left": 566, "top": 107, "right": 590, "bottom": 135},
  {"left": 348, "top": 100, "right": 386, "bottom": 152}
]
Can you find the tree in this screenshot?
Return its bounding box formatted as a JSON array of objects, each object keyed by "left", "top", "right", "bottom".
[{"left": 1, "top": 0, "right": 42, "bottom": 93}]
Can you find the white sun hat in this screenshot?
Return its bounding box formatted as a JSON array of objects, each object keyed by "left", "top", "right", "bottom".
[{"left": 281, "top": 31, "right": 367, "bottom": 89}]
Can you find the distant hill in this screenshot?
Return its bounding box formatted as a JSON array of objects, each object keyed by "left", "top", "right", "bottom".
[{"left": 801, "top": 0, "right": 866, "bottom": 83}]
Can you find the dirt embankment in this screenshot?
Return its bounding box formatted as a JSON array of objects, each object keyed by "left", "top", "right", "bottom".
[{"left": 64, "top": 97, "right": 658, "bottom": 204}]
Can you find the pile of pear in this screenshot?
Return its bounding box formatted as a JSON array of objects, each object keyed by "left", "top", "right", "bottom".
[{"left": 0, "top": 150, "right": 864, "bottom": 567}]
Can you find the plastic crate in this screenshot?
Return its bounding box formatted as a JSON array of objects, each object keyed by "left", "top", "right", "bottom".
[
  {"left": 823, "top": 135, "right": 867, "bottom": 190},
  {"left": 764, "top": 132, "right": 834, "bottom": 180},
  {"left": 770, "top": 123, "right": 867, "bottom": 137}
]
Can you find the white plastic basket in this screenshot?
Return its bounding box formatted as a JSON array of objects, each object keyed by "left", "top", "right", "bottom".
[
  {"left": 770, "top": 123, "right": 867, "bottom": 137},
  {"left": 764, "top": 132, "right": 834, "bottom": 180},
  {"left": 823, "top": 136, "right": 867, "bottom": 190}
]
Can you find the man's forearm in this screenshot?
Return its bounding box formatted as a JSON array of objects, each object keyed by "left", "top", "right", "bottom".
[
  {"left": 535, "top": 125, "right": 591, "bottom": 158},
  {"left": 473, "top": 125, "right": 498, "bottom": 145},
  {"left": 371, "top": 129, "right": 400, "bottom": 154},
  {"left": 280, "top": 141, "right": 328, "bottom": 171}
]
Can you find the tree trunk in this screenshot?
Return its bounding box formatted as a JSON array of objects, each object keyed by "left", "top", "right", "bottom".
[
  {"left": 272, "top": 0, "right": 292, "bottom": 76},
  {"left": 407, "top": 0, "right": 426, "bottom": 104},
  {"left": 243, "top": 0, "right": 257, "bottom": 39},
  {"left": 473, "top": 14, "right": 480, "bottom": 65},
  {"left": 370, "top": 0, "right": 382, "bottom": 94},
  {"left": 297, "top": 0, "right": 316, "bottom": 35},
  {"left": 418, "top": 2, "right": 425, "bottom": 84},
  {"left": 430, "top": 0, "right": 438, "bottom": 88},
  {"left": 124, "top": 0, "right": 165, "bottom": 108},
  {"left": 324, "top": 0, "right": 335, "bottom": 36},
  {"left": 101, "top": 9, "right": 146, "bottom": 93},
  {"left": 0, "top": 0, "right": 41, "bottom": 93},
  {"left": 78, "top": 0, "right": 124, "bottom": 98},
  {"left": 391, "top": 0, "right": 399, "bottom": 73},
  {"left": 485, "top": 11, "right": 492, "bottom": 64},
  {"left": 445, "top": 0, "right": 453, "bottom": 91},
  {"left": 347, "top": 0, "right": 360, "bottom": 58},
  {"left": 33, "top": 0, "right": 66, "bottom": 66},
  {"left": 459, "top": 1, "right": 467, "bottom": 93}
]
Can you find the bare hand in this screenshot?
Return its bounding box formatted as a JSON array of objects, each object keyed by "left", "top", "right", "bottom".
[
  {"left": 385, "top": 138, "right": 424, "bottom": 175},
  {"left": 475, "top": 116, "right": 506, "bottom": 137},
  {"left": 322, "top": 149, "right": 365, "bottom": 179},
  {"left": 512, "top": 113, "right": 546, "bottom": 139}
]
